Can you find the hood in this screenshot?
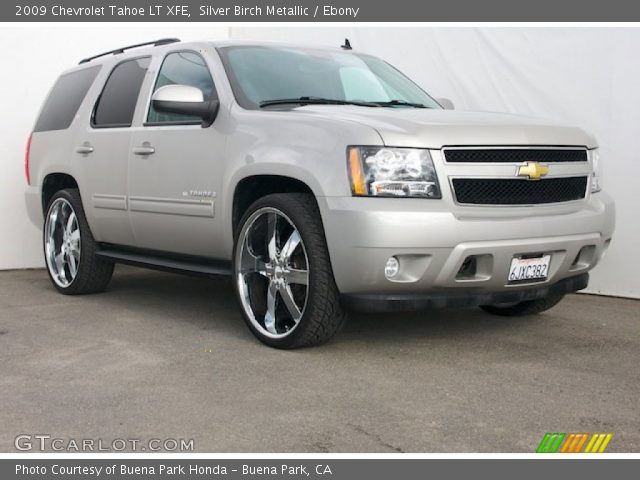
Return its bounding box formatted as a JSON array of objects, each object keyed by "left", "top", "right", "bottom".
[{"left": 289, "top": 106, "right": 597, "bottom": 149}]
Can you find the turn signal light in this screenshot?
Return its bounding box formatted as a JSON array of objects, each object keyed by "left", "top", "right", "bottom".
[{"left": 348, "top": 147, "right": 367, "bottom": 195}]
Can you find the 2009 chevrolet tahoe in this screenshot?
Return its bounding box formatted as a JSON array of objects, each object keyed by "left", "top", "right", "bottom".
[{"left": 24, "top": 38, "right": 615, "bottom": 348}]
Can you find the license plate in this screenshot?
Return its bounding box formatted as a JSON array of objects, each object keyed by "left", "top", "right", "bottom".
[{"left": 508, "top": 255, "right": 551, "bottom": 283}]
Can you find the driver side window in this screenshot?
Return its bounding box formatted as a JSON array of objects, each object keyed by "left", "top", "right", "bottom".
[{"left": 147, "top": 51, "right": 215, "bottom": 124}]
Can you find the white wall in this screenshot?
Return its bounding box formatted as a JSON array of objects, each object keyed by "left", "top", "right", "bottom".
[
  {"left": 228, "top": 27, "right": 640, "bottom": 299},
  {"left": 0, "top": 25, "right": 228, "bottom": 270},
  {"left": 1, "top": 26, "right": 638, "bottom": 298}
]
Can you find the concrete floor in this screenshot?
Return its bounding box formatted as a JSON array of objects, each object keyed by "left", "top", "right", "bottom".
[{"left": 1, "top": 265, "right": 638, "bottom": 453}]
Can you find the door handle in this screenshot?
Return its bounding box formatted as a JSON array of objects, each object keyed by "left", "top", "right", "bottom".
[
  {"left": 75, "top": 144, "right": 94, "bottom": 154},
  {"left": 132, "top": 145, "right": 155, "bottom": 156}
]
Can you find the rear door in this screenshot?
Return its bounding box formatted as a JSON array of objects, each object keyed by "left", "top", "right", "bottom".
[
  {"left": 76, "top": 56, "right": 151, "bottom": 246},
  {"left": 128, "top": 50, "right": 226, "bottom": 257}
]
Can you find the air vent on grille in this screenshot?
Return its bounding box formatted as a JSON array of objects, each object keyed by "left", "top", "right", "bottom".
[
  {"left": 445, "top": 149, "right": 587, "bottom": 163},
  {"left": 452, "top": 177, "right": 588, "bottom": 205}
]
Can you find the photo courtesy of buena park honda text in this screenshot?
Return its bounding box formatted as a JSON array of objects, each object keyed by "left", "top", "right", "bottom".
[{"left": 0, "top": 0, "right": 638, "bottom": 478}]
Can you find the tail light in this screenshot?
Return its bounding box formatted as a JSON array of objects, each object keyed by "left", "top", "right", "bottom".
[{"left": 25, "top": 132, "right": 32, "bottom": 185}]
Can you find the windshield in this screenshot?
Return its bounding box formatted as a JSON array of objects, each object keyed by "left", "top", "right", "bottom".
[{"left": 218, "top": 45, "right": 441, "bottom": 110}]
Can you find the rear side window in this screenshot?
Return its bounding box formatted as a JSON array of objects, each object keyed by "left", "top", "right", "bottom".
[
  {"left": 147, "top": 51, "right": 215, "bottom": 124},
  {"left": 34, "top": 66, "right": 101, "bottom": 132},
  {"left": 93, "top": 57, "right": 151, "bottom": 128}
]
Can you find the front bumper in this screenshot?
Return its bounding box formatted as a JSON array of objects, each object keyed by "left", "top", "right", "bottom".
[
  {"left": 318, "top": 192, "right": 615, "bottom": 298},
  {"left": 342, "top": 273, "right": 589, "bottom": 312}
]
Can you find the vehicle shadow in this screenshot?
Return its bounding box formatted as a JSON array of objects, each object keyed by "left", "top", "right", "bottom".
[{"left": 103, "top": 265, "right": 541, "bottom": 347}]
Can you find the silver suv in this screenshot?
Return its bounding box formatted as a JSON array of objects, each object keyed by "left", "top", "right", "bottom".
[{"left": 25, "top": 39, "right": 615, "bottom": 348}]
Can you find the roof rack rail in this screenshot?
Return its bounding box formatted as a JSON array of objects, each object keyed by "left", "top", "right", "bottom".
[{"left": 79, "top": 38, "right": 181, "bottom": 64}]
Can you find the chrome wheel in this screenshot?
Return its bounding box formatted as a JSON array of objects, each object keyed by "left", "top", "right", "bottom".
[
  {"left": 45, "top": 198, "right": 81, "bottom": 288},
  {"left": 236, "top": 207, "right": 310, "bottom": 339}
]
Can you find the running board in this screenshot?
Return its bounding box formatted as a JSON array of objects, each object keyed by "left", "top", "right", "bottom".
[{"left": 96, "top": 247, "right": 232, "bottom": 278}]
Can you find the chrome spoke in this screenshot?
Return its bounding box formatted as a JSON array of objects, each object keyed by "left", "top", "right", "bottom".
[
  {"left": 54, "top": 251, "right": 64, "bottom": 272},
  {"left": 48, "top": 208, "right": 58, "bottom": 239},
  {"left": 241, "top": 238, "right": 267, "bottom": 276},
  {"left": 67, "top": 250, "right": 77, "bottom": 278},
  {"left": 266, "top": 212, "right": 278, "bottom": 261},
  {"left": 279, "top": 285, "right": 302, "bottom": 321},
  {"left": 280, "top": 230, "right": 301, "bottom": 262},
  {"left": 65, "top": 211, "right": 76, "bottom": 236},
  {"left": 55, "top": 252, "right": 67, "bottom": 283},
  {"left": 70, "top": 229, "right": 80, "bottom": 244},
  {"left": 286, "top": 268, "right": 309, "bottom": 285},
  {"left": 253, "top": 257, "right": 269, "bottom": 277},
  {"left": 264, "top": 282, "right": 278, "bottom": 334}
]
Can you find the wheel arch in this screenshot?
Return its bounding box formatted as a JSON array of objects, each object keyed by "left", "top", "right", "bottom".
[
  {"left": 231, "top": 174, "right": 318, "bottom": 237},
  {"left": 41, "top": 173, "right": 79, "bottom": 213}
]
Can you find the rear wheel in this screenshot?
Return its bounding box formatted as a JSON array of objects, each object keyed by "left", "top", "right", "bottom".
[
  {"left": 480, "top": 292, "right": 566, "bottom": 316},
  {"left": 44, "top": 189, "right": 114, "bottom": 294},
  {"left": 233, "top": 193, "right": 346, "bottom": 348}
]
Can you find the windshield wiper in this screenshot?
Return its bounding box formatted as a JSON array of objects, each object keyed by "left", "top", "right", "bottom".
[
  {"left": 372, "top": 99, "right": 429, "bottom": 108},
  {"left": 259, "top": 97, "right": 380, "bottom": 108}
]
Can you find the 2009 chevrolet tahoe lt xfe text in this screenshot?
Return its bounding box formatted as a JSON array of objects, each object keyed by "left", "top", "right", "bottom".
[{"left": 24, "top": 39, "right": 615, "bottom": 348}]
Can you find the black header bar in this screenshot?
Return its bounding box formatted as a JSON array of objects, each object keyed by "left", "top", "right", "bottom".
[{"left": 6, "top": 0, "right": 640, "bottom": 22}]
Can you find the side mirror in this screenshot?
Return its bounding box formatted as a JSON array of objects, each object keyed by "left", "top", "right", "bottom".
[
  {"left": 436, "top": 98, "right": 455, "bottom": 110},
  {"left": 151, "top": 84, "right": 219, "bottom": 127}
]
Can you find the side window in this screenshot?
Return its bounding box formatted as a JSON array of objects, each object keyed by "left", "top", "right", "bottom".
[
  {"left": 147, "top": 51, "right": 215, "bottom": 124},
  {"left": 34, "top": 66, "right": 101, "bottom": 132},
  {"left": 93, "top": 57, "right": 151, "bottom": 128}
]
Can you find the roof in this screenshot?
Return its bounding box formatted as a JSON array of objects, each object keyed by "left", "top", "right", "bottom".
[{"left": 63, "top": 38, "right": 356, "bottom": 77}]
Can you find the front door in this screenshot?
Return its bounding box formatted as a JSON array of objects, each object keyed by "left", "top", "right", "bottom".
[{"left": 128, "top": 50, "right": 225, "bottom": 258}]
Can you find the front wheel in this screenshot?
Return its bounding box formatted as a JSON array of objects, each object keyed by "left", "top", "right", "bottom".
[
  {"left": 232, "top": 193, "right": 346, "bottom": 348},
  {"left": 480, "top": 292, "right": 566, "bottom": 316}
]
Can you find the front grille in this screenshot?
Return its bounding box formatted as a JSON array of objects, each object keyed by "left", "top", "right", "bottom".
[
  {"left": 445, "top": 148, "right": 587, "bottom": 163},
  {"left": 452, "top": 177, "right": 588, "bottom": 205}
]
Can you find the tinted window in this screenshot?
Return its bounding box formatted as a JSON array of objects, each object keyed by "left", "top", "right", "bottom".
[
  {"left": 147, "top": 51, "right": 215, "bottom": 124},
  {"left": 93, "top": 57, "right": 150, "bottom": 127},
  {"left": 34, "top": 66, "right": 101, "bottom": 132}
]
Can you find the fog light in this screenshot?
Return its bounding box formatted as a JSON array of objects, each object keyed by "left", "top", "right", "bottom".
[{"left": 384, "top": 257, "right": 400, "bottom": 279}]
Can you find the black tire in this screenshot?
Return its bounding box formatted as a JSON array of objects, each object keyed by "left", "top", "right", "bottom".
[
  {"left": 480, "top": 292, "right": 566, "bottom": 316},
  {"left": 232, "top": 193, "right": 346, "bottom": 348},
  {"left": 43, "top": 188, "right": 114, "bottom": 295}
]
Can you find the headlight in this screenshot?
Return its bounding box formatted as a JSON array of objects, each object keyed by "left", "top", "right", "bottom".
[
  {"left": 348, "top": 147, "right": 441, "bottom": 198},
  {"left": 591, "top": 149, "right": 602, "bottom": 193}
]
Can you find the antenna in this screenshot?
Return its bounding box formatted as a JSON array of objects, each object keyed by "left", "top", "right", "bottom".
[{"left": 341, "top": 38, "right": 352, "bottom": 50}]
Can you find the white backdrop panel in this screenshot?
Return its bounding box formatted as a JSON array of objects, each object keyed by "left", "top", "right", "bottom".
[
  {"left": 0, "top": 26, "right": 637, "bottom": 298},
  {"left": 229, "top": 27, "right": 640, "bottom": 299}
]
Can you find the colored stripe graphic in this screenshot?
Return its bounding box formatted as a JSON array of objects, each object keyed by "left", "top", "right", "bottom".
[
  {"left": 537, "top": 433, "right": 613, "bottom": 453},
  {"left": 536, "top": 433, "right": 566, "bottom": 453},
  {"left": 560, "top": 433, "right": 589, "bottom": 453},
  {"left": 560, "top": 433, "right": 574, "bottom": 453},
  {"left": 584, "top": 433, "right": 613, "bottom": 453},
  {"left": 559, "top": 433, "right": 575, "bottom": 453},
  {"left": 573, "top": 433, "right": 590, "bottom": 452}
]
